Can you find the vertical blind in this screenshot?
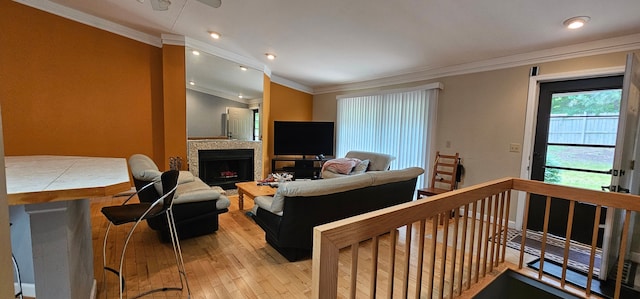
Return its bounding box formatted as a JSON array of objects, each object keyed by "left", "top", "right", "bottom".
[{"left": 336, "top": 84, "right": 441, "bottom": 188}]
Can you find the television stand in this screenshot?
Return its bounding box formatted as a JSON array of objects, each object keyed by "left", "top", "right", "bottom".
[{"left": 271, "top": 157, "right": 328, "bottom": 179}]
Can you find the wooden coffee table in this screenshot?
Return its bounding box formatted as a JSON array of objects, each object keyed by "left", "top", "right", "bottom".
[{"left": 235, "top": 181, "right": 277, "bottom": 210}]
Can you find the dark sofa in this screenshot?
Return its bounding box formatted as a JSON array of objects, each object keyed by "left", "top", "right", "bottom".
[
  {"left": 252, "top": 167, "right": 424, "bottom": 261},
  {"left": 128, "top": 154, "right": 231, "bottom": 242}
]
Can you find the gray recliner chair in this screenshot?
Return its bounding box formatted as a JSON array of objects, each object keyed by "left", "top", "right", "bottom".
[
  {"left": 321, "top": 150, "right": 395, "bottom": 179},
  {"left": 128, "top": 154, "right": 231, "bottom": 242}
]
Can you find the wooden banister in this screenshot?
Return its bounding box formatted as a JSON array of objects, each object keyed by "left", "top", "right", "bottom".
[{"left": 312, "top": 177, "right": 640, "bottom": 298}]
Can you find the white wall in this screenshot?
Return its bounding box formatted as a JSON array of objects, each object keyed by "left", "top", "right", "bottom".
[{"left": 187, "top": 89, "right": 249, "bottom": 138}]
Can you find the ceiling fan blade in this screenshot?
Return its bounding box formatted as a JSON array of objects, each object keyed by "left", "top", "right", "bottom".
[{"left": 197, "top": 0, "right": 222, "bottom": 8}]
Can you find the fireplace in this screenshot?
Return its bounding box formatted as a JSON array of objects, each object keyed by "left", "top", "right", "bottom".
[{"left": 198, "top": 149, "right": 254, "bottom": 189}]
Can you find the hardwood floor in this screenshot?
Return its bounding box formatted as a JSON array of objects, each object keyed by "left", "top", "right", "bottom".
[
  {"left": 91, "top": 194, "right": 530, "bottom": 298},
  {"left": 92, "top": 194, "right": 316, "bottom": 298}
]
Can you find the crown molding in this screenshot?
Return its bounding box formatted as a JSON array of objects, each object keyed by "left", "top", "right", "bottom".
[
  {"left": 161, "top": 34, "right": 186, "bottom": 46},
  {"left": 270, "top": 75, "right": 314, "bottom": 94},
  {"left": 187, "top": 85, "right": 250, "bottom": 104},
  {"left": 14, "top": 0, "right": 162, "bottom": 47},
  {"left": 314, "top": 33, "right": 640, "bottom": 95},
  {"left": 336, "top": 82, "right": 443, "bottom": 99}
]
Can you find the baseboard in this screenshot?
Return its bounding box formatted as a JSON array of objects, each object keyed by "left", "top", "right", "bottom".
[{"left": 14, "top": 282, "right": 35, "bottom": 298}]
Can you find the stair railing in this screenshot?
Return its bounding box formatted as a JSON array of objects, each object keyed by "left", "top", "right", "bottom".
[{"left": 312, "top": 177, "right": 640, "bottom": 299}]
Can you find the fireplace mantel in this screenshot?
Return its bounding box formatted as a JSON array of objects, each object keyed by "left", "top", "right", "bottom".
[{"left": 188, "top": 140, "right": 263, "bottom": 181}]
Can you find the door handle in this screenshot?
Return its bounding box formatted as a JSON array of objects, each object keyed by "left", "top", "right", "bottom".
[{"left": 618, "top": 186, "right": 630, "bottom": 193}]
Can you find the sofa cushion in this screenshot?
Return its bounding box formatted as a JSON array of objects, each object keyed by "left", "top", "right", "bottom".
[
  {"left": 269, "top": 174, "right": 374, "bottom": 214},
  {"left": 368, "top": 167, "right": 425, "bottom": 186},
  {"left": 151, "top": 178, "right": 227, "bottom": 208},
  {"left": 214, "top": 195, "right": 231, "bottom": 210},
  {"left": 178, "top": 171, "right": 196, "bottom": 184},
  {"left": 129, "top": 154, "right": 160, "bottom": 180},
  {"left": 255, "top": 195, "right": 283, "bottom": 216},
  {"left": 320, "top": 170, "right": 345, "bottom": 179},
  {"left": 174, "top": 188, "right": 219, "bottom": 204},
  {"left": 345, "top": 151, "right": 395, "bottom": 171},
  {"left": 139, "top": 169, "right": 162, "bottom": 181}
]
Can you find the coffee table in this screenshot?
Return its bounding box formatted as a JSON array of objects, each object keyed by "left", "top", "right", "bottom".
[{"left": 235, "top": 181, "right": 277, "bottom": 210}]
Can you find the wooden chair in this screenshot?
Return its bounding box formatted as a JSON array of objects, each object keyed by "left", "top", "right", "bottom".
[
  {"left": 417, "top": 152, "right": 460, "bottom": 224},
  {"left": 417, "top": 151, "right": 460, "bottom": 198}
]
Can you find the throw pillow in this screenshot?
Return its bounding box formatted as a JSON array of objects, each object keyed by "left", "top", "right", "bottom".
[
  {"left": 322, "top": 158, "right": 361, "bottom": 174},
  {"left": 351, "top": 159, "right": 370, "bottom": 175}
]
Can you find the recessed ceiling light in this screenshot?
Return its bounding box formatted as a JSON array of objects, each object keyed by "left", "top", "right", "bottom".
[
  {"left": 209, "top": 31, "right": 221, "bottom": 39},
  {"left": 265, "top": 53, "right": 276, "bottom": 60},
  {"left": 563, "top": 16, "right": 590, "bottom": 29},
  {"left": 238, "top": 95, "right": 244, "bottom": 99},
  {"left": 191, "top": 50, "right": 200, "bottom": 56},
  {"left": 239, "top": 66, "right": 248, "bottom": 71},
  {"left": 189, "top": 81, "right": 195, "bottom": 86}
]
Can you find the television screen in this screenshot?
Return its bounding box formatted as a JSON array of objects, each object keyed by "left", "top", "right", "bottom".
[{"left": 274, "top": 121, "right": 335, "bottom": 157}]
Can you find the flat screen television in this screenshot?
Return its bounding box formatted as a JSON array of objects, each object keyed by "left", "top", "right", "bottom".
[{"left": 274, "top": 121, "right": 335, "bottom": 157}]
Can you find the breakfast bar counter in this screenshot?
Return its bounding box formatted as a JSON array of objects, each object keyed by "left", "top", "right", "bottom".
[{"left": 7, "top": 155, "right": 130, "bottom": 299}]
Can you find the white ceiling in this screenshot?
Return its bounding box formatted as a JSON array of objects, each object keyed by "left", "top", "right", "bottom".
[{"left": 17, "top": 0, "right": 640, "bottom": 94}]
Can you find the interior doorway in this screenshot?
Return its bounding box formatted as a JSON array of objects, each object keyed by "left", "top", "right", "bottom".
[
  {"left": 227, "top": 107, "right": 254, "bottom": 140},
  {"left": 527, "top": 75, "right": 623, "bottom": 247}
]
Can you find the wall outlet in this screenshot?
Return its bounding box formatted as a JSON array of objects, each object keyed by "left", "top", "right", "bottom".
[{"left": 509, "top": 143, "right": 521, "bottom": 153}]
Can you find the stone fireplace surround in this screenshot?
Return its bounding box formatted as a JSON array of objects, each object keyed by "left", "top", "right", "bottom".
[{"left": 187, "top": 140, "right": 263, "bottom": 183}]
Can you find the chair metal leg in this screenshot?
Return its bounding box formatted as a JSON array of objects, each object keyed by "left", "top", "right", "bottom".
[
  {"left": 12, "top": 253, "right": 23, "bottom": 299},
  {"left": 124, "top": 212, "right": 188, "bottom": 299},
  {"left": 102, "top": 222, "right": 115, "bottom": 299},
  {"left": 103, "top": 215, "right": 190, "bottom": 299},
  {"left": 166, "top": 208, "right": 191, "bottom": 297},
  {"left": 117, "top": 219, "right": 144, "bottom": 299}
]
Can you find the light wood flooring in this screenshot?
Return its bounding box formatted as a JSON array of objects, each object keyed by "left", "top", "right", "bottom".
[
  {"left": 93, "top": 194, "right": 319, "bottom": 298},
  {"left": 91, "top": 194, "right": 528, "bottom": 299}
]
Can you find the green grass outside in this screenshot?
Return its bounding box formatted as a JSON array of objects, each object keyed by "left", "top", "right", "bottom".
[{"left": 545, "top": 146, "right": 613, "bottom": 191}]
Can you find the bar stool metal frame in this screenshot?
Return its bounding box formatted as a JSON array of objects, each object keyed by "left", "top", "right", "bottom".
[
  {"left": 10, "top": 223, "right": 24, "bottom": 299},
  {"left": 101, "top": 170, "right": 190, "bottom": 299}
]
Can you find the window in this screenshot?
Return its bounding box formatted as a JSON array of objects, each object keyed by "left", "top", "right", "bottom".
[
  {"left": 336, "top": 83, "right": 442, "bottom": 189},
  {"left": 544, "top": 89, "right": 621, "bottom": 190}
]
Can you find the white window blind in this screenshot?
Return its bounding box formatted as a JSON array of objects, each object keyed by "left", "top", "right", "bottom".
[{"left": 336, "top": 83, "right": 441, "bottom": 189}]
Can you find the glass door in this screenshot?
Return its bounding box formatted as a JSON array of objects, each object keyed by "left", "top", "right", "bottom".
[{"left": 528, "top": 76, "right": 623, "bottom": 247}]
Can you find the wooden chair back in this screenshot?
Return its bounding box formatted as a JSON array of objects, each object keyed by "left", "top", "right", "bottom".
[
  {"left": 417, "top": 152, "right": 460, "bottom": 198},
  {"left": 429, "top": 151, "right": 459, "bottom": 192}
]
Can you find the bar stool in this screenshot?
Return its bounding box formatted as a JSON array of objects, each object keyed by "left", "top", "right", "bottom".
[{"left": 101, "top": 170, "right": 190, "bottom": 298}]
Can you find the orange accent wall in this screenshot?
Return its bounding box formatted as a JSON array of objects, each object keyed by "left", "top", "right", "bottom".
[
  {"left": 261, "top": 75, "right": 272, "bottom": 177},
  {"left": 0, "top": 2, "right": 306, "bottom": 176},
  {"left": 0, "top": 2, "right": 163, "bottom": 164},
  {"left": 162, "top": 45, "right": 187, "bottom": 170},
  {"left": 267, "top": 82, "right": 313, "bottom": 172},
  {"left": 270, "top": 83, "right": 313, "bottom": 121}
]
